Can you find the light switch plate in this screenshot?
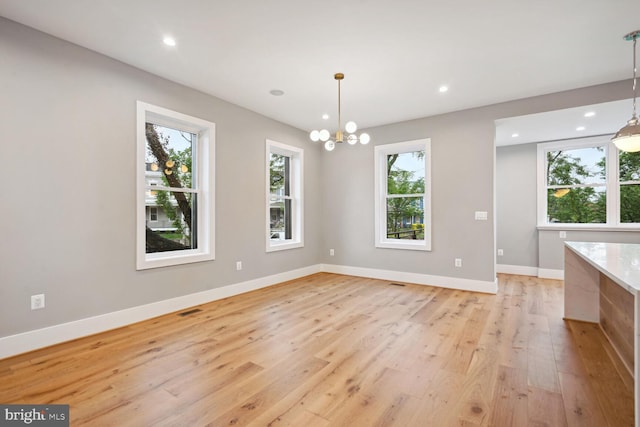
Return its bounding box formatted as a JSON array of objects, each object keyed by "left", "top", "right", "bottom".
[{"left": 474, "top": 211, "right": 488, "bottom": 221}]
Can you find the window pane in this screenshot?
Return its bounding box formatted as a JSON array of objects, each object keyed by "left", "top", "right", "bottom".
[
  {"left": 620, "top": 184, "right": 640, "bottom": 223},
  {"left": 546, "top": 187, "right": 605, "bottom": 223},
  {"left": 387, "top": 151, "right": 425, "bottom": 195},
  {"left": 546, "top": 147, "right": 605, "bottom": 186},
  {"left": 270, "top": 153, "right": 289, "bottom": 196},
  {"left": 146, "top": 191, "right": 197, "bottom": 253},
  {"left": 386, "top": 196, "right": 425, "bottom": 238},
  {"left": 619, "top": 151, "right": 640, "bottom": 182},
  {"left": 145, "top": 123, "right": 195, "bottom": 190},
  {"left": 269, "top": 197, "right": 291, "bottom": 240}
]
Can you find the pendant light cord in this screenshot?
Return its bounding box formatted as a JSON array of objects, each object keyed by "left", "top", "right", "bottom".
[
  {"left": 633, "top": 34, "right": 637, "bottom": 117},
  {"left": 337, "top": 78, "right": 342, "bottom": 131}
]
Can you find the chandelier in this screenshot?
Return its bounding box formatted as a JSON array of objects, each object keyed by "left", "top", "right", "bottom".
[
  {"left": 309, "top": 73, "right": 370, "bottom": 151},
  {"left": 612, "top": 30, "right": 640, "bottom": 152}
]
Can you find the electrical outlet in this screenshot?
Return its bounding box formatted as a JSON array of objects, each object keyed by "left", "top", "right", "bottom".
[
  {"left": 454, "top": 258, "right": 462, "bottom": 268},
  {"left": 559, "top": 231, "right": 567, "bottom": 238},
  {"left": 329, "top": 249, "right": 335, "bottom": 256},
  {"left": 236, "top": 261, "right": 242, "bottom": 271},
  {"left": 31, "top": 294, "right": 45, "bottom": 310},
  {"left": 497, "top": 249, "right": 504, "bottom": 256}
]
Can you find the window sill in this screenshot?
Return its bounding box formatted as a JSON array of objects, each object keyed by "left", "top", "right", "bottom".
[
  {"left": 137, "top": 250, "right": 214, "bottom": 270},
  {"left": 266, "top": 240, "right": 304, "bottom": 253},
  {"left": 376, "top": 240, "right": 431, "bottom": 251}
]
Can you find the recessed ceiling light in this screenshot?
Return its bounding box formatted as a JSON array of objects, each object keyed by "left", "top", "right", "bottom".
[
  {"left": 322, "top": 114, "right": 329, "bottom": 120},
  {"left": 576, "top": 126, "right": 586, "bottom": 131},
  {"left": 584, "top": 111, "right": 596, "bottom": 118},
  {"left": 511, "top": 133, "right": 519, "bottom": 138},
  {"left": 269, "top": 89, "right": 285, "bottom": 96},
  {"left": 439, "top": 85, "right": 449, "bottom": 93},
  {"left": 163, "top": 36, "right": 176, "bottom": 47}
]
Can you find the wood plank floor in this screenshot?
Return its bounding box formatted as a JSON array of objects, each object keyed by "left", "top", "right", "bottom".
[{"left": 0, "top": 273, "right": 634, "bottom": 426}]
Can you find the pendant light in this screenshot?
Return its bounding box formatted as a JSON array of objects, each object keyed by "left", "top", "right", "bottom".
[
  {"left": 309, "top": 73, "right": 370, "bottom": 151},
  {"left": 612, "top": 30, "right": 640, "bottom": 152}
]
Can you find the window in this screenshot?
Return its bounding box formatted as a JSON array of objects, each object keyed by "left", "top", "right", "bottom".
[
  {"left": 137, "top": 101, "right": 215, "bottom": 269},
  {"left": 266, "top": 139, "right": 303, "bottom": 252},
  {"left": 537, "top": 135, "right": 640, "bottom": 227},
  {"left": 375, "top": 139, "right": 431, "bottom": 250}
]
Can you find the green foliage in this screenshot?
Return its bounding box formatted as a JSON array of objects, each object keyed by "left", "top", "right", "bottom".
[
  {"left": 546, "top": 149, "right": 606, "bottom": 224},
  {"left": 269, "top": 153, "right": 286, "bottom": 193},
  {"left": 386, "top": 152, "right": 425, "bottom": 232},
  {"left": 619, "top": 151, "right": 640, "bottom": 223}
]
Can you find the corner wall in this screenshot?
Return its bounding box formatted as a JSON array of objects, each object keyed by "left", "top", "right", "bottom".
[{"left": 0, "top": 18, "right": 322, "bottom": 338}]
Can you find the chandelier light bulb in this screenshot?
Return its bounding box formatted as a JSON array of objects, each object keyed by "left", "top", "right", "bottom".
[
  {"left": 345, "top": 121, "right": 357, "bottom": 134},
  {"left": 347, "top": 134, "right": 358, "bottom": 145},
  {"left": 359, "top": 133, "right": 371, "bottom": 145},
  {"left": 310, "top": 130, "right": 320, "bottom": 142},
  {"left": 319, "top": 129, "right": 331, "bottom": 142},
  {"left": 324, "top": 140, "right": 336, "bottom": 151}
]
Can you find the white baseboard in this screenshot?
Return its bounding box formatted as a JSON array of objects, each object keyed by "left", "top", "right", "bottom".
[
  {"left": 537, "top": 268, "right": 564, "bottom": 280},
  {"left": 321, "top": 264, "right": 498, "bottom": 294},
  {"left": 496, "top": 264, "right": 539, "bottom": 277},
  {"left": 1, "top": 264, "right": 501, "bottom": 359},
  {"left": 0, "top": 265, "right": 322, "bottom": 360}
]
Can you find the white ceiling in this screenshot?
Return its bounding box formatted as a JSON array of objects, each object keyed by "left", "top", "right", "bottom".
[
  {"left": 1, "top": 0, "right": 639, "bottom": 138},
  {"left": 495, "top": 98, "right": 633, "bottom": 146}
]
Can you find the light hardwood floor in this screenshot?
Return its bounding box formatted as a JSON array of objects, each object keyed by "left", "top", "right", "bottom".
[{"left": 0, "top": 273, "right": 634, "bottom": 426}]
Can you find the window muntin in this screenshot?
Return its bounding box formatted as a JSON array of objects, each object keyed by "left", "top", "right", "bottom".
[
  {"left": 137, "top": 102, "right": 215, "bottom": 269},
  {"left": 266, "top": 140, "right": 303, "bottom": 252},
  {"left": 375, "top": 139, "right": 431, "bottom": 251},
  {"left": 537, "top": 135, "right": 640, "bottom": 228}
]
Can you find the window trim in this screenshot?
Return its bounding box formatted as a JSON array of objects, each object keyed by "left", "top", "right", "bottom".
[
  {"left": 265, "top": 139, "right": 304, "bottom": 252},
  {"left": 536, "top": 134, "right": 640, "bottom": 229},
  {"left": 374, "top": 138, "right": 432, "bottom": 251},
  {"left": 136, "top": 101, "right": 216, "bottom": 270}
]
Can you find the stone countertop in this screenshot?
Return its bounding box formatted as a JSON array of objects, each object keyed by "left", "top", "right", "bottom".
[{"left": 565, "top": 241, "right": 640, "bottom": 294}]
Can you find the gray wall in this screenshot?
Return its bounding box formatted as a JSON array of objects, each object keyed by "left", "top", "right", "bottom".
[
  {"left": 1, "top": 17, "right": 638, "bottom": 340},
  {"left": 0, "top": 18, "right": 322, "bottom": 337},
  {"left": 321, "top": 110, "right": 497, "bottom": 282},
  {"left": 496, "top": 143, "right": 538, "bottom": 268}
]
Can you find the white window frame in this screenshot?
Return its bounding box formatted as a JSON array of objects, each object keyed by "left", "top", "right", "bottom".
[
  {"left": 265, "top": 139, "right": 304, "bottom": 252},
  {"left": 375, "top": 138, "right": 432, "bottom": 251},
  {"left": 536, "top": 134, "right": 640, "bottom": 230},
  {"left": 136, "top": 101, "right": 215, "bottom": 270}
]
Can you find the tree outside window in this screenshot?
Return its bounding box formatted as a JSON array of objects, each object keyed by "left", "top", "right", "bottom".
[
  {"left": 386, "top": 151, "right": 425, "bottom": 238},
  {"left": 137, "top": 101, "right": 214, "bottom": 270},
  {"left": 375, "top": 139, "right": 431, "bottom": 251},
  {"left": 145, "top": 123, "right": 197, "bottom": 252},
  {"left": 266, "top": 139, "right": 303, "bottom": 252},
  {"left": 538, "top": 135, "right": 640, "bottom": 227}
]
